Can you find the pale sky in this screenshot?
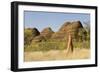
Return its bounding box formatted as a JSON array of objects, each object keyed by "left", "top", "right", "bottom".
[{"left": 24, "top": 11, "right": 90, "bottom": 32}]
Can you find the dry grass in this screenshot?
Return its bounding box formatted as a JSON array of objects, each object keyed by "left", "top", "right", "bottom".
[{"left": 24, "top": 48, "right": 90, "bottom": 62}]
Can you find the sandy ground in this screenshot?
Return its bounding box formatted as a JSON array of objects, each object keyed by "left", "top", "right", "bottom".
[{"left": 24, "top": 49, "right": 90, "bottom": 62}]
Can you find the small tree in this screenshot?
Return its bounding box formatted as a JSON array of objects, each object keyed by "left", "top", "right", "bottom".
[{"left": 78, "top": 28, "right": 87, "bottom": 42}]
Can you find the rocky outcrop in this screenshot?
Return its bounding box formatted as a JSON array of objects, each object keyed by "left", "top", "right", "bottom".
[
  {"left": 40, "top": 27, "right": 54, "bottom": 39},
  {"left": 32, "top": 35, "right": 46, "bottom": 42},
  {"left": 24, "top": 28, "right": 40, "bottom": 44},
  {"left": 51, "top": 21, "right": 86, "bottom": 40},
  {"left": 32, "top": 28, "right": 40, "bottom": 37},
  {"left": 25, "top": 21, "right": 87, "bottom": 43}
]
